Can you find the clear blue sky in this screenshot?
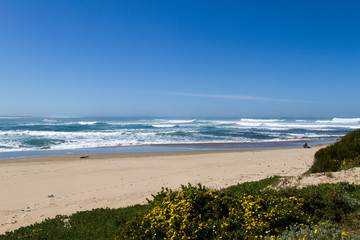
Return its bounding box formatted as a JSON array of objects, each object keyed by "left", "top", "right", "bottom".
[{"left": 1, "top": 1, "right": 359, "bottom": 117}]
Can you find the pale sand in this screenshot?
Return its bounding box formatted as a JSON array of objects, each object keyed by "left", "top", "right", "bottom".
[
  {"left": 272, "top": 167, "right": 360, "bottom": 189},
  {"left": 0, "top": 146, "right": 324, "bottom": 234}
]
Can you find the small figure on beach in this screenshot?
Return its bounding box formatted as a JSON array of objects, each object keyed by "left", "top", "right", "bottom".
[{"left": 303, "top": 142, "right": 311, "bottom": 148}]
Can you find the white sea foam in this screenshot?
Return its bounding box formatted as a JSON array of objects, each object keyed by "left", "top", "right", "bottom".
[
  {"left": 263, "top": 122, "right": 360, "bottom": 130},
  {"left": 240, "top": 118, "right": 285, "bottom": 122},
  {"left": 0, "top": 116, "right": 26, "bottom": 119},
  {"left": 162, "top": 119, "right": 196, "bottom": 124},
  {"left": 316, "top": 118, "right": 360, "bottom": 124},
  {"left": 43, "top": 119, "right": 58, "bottom": 123},
  {"left": 207, "top": 120, "right": 236, "bottom": 125},
  {"left": 109, "top": 122, "right": 146, "bottom": 126},
  {"left": 77, "top": 121, "right": 98, "bottom": 125},
  {"left": 0, "top": 117, "right": 357, "bottom": 153},
  {"left": 152, "top": 125, "right": 177, "bottom": 128},
  {"left": 333, "top": 118, "right": 360, "bottom": 123},
  {"left": 0, "top": 130, "right": 125, "bottom": 137},
  {"left": 236, "top": 122, "right": 262, "bottom": 127}
]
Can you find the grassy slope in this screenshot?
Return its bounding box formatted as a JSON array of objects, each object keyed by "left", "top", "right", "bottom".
[{"left": 310, "top": 129, "right": 360, "bottom": 173}]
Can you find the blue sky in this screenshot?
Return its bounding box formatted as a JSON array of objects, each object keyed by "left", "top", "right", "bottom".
[{"left": 1, "top": 1, "right": 359, "bottom": 117}]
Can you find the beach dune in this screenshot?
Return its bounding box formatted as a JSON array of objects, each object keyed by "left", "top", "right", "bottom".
[{"left": 0, "top": 146, "right": 322, "bottom": 234}]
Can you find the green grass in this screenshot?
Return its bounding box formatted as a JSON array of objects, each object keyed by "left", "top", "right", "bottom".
[
  {"left": 222, "top": 175, "right": 282, "bottom": 195},
  {"left": 309, "top": 129, "right": 360, "bottom": 173},
  {"left": 0, "top": 205, "right": 148, "bottom": 240}
]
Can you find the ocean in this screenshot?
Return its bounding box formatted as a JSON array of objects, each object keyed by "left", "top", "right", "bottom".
[{"left": 0, "top": 117, "right": 359, "bottom": 159}]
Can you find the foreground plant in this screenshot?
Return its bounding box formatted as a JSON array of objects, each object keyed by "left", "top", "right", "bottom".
[
  {"left": 265, "top": 221, "right": 354, "bottom": 240},
  {"left": 120, "top": 184, "right": 311, "bottom": 239},
  {"left": 310, "top": 129, "right": 360, "bottom": 173},
  {"left": 2, "top": 179, "right": 360, "bottom": 239}
]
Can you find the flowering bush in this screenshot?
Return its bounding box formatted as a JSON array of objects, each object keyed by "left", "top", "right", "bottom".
[
  {"left": 122, "top": 184, "right": 311, "bottom": 239},
  {"left": 265, "top": 221, "right": 353, "bottom": 240},
  {"left": 3, "top": 180, "right": 360, "bottom": 239}
]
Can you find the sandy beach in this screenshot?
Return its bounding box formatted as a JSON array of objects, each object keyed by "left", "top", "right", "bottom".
[{"left": 0, "top": 146, "right": 323, "bottom": 234}]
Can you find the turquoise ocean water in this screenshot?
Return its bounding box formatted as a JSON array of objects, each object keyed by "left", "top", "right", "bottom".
[{"left": 0, "top": 117, "right": 359, "bottom": 159}]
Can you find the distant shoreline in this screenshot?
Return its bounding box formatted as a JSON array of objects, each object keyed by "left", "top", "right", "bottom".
[
  {"left": 0, "top": 139, "right": 336, "bottom": 161},
  {"left": 1, "top": 117, "right": 353, "bottom": 158}
]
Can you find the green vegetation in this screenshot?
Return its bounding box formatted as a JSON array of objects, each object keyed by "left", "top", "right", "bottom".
[
  {"left": 265, "top": 221, "right": 353, "bottom": 240},
  {"left": 2, "top": 180, "right": 360, "bottom": 239},
  {"left": 222, "top": 175, "right": 281, "bottom": 195},
  {"left": 310, "top": 129, "right": 360, "bottom": 173},
  {"left": 0, "top": 205, "right": 148, "bottom": 240},
  {"left": 120, "top": 184, "right": 310, "bottom": 239}
]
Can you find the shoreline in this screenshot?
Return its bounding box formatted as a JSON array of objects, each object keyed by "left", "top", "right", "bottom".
[
  {"left": 0, "top": 143, "right": 330, "bottom": 165},
  {"left": 0, "top": 139, "right": 336, "bottom": 161},
  {"left": 1, "top": 145, "right": 325, "bottom": 234}
]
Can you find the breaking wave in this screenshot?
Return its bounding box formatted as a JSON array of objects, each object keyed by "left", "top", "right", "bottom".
[{"left": 0, "top": 117, "right": 358, "bottom": 153}]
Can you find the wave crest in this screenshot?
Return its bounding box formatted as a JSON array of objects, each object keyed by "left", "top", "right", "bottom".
[{"left": 152, "top": 124, "right": 177, "bottom": 128}]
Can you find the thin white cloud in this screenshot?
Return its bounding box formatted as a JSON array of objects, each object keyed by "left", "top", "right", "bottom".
[{"left": 169, "top": 92, "right": 297, "bottom": 103}]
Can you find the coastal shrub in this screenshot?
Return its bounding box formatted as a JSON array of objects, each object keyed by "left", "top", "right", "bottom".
[
  {"left": 310, "top": 129, "right": 360, "bottom": 173},
  {"left": 264, "top": 221, "right": 354, "bottom": 240},
  {"left": 120, "top": 184, "right": 311, "bottom": 239},
  {"left": 2, "top": 180, "right": 360, "bottom": 239},
  {"left": 0, "top": 205, "right": 147, "bottom": 240},
  {"left": 272, "top": 182, "right": 360, "bottom": 224}
]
